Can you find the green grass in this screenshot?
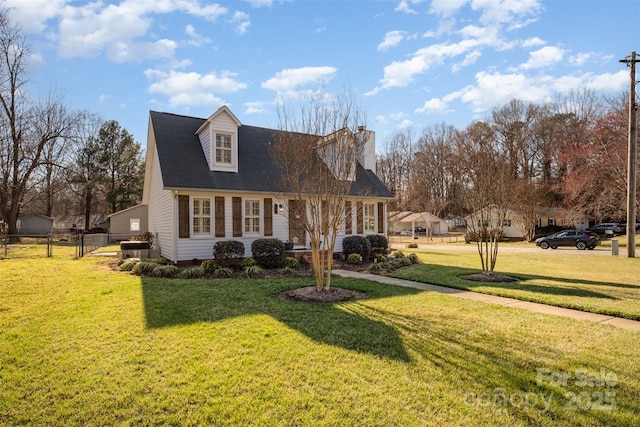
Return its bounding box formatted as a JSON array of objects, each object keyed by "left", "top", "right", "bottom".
[
  {"left": 390, "top": 247, "right": 640, "bottom": 320},
  {"left": 1, "top": 253, "right": 640, "bottom": 425}
]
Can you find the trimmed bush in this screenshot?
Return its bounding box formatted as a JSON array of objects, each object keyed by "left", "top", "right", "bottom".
[
  {"left": 408, "top": 253, "right": 419, "bottom": 264},
  {"left": 200, "top": 259, "right": 217, "bottom": 274},
  {"left": 347, "top": 253, "right": 363, "bottom": 265},
  {"left": 284, "top": 257, "right": 299, "bottom": 269},
  {"left": 214, "top": 240, "right": 245, "bottom": 268},
  {"left": 407, "top": 242, "right": 418, "bottom": 249},
  {"left": 342, "top": 235, "right": 371, "bottom": 260},
  {"left": 251, "top": 238, "right": 285, "bottom": 269},
  {"left": 366, "top": 234, "right": 388, "bottom": 255}
]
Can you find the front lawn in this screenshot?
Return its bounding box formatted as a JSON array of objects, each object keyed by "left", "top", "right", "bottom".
[
  {"left": 389, "top": 248, "right": 640, "bottom": 320},
  {"left": 1, "top": 254, "right": 639, "bottom": 425}
]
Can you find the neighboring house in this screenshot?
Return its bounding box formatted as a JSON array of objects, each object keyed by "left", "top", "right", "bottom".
[
  {"left": 390, "top": 211, "right": 449, "bottom": 235},
  {"left": 16, "top": 213, "right": 54, "bottom": 235},
  {"left": 54, "top": 214, "right": 108, "bottom": 232},
  {"left": 536, "top": 207, "right": 590, "bottom": 230},
  {"left": 107, "top": 204, "right": 148, "bottom": 241},
  {"left": 464, "top": 207, "right": 522, "bottom": 239},
  {"left": 142, "top": 106, "right": 393, "bottom": 263},
  {"left": 465, "top": 206, "right": 591, "bottom": 240}
]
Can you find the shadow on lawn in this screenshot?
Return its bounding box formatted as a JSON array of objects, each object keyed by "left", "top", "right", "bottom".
[
  {"left": 398, "top": 264, "right": 622, "bottom": 300},
  {"left": 141, "top": 276, "right": 422, "bottom": 361}
]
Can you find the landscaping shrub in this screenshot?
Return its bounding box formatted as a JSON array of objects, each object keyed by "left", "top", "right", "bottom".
[
  {"left": 374, "top": 253, "right": 387, "bottom": 264},
  {"left": 251, "top": 238, "right": 285, "bottom": 269},
  {"left": 342, "top": 235, "right": 371, "bottom": 260},
  {"left": 119, "top": 258, "right": 140, "bottom": 271},
  {"left": 179, "top": 266, "right": 204, "bottom": 279},
  {"left": 200, "top": 259, "right": 217, "bottom": 274},
  {"left": 244, "top": 265, "right": 263, "bottom": 278},
  {"left": 284, "top": 257, "right": 299, "bottom": 269},
  {"left": 347, "top": 253, "right": 363, "bottom": 265},
  {"left": 407, "top": 242, "right": 418, "bottom": 249},
  {"left": 132, "top": 261, "right": 158, "bottom": 276},
  {"left": 392, "top": 250, "right": 405, "bottom": 258},
  {"left": 214, "top": 240, "right": 245, "bottom": 268},
  {"left": 242, "top": 257, "right": 257, "bottom": 268},
  {"left": 408, "top": 253, "right": 419, "bottom": 264},
  {"left": 150, "top": 265, "right": 179, "bottom": 278},
  {"left": 213, "top": 267, "right": 234, "bottom": 278},
  {"left": 366, "top": 234, "right": 388, "bottom": 255}
]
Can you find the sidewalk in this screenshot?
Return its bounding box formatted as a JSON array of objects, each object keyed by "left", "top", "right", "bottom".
[{"left": 332, "top": 269, "right": 640, "bottom": 331}]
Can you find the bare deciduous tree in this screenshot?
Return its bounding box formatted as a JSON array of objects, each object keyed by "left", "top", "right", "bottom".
[
  {"left": 0, "top": 12, "right": 80, "bottom": 238},
  {"left": 271, "top": 91, "right": 368, "bottom": 291},
  {"left": 456, "top": 122, "right": 513, "bottom": 274}
]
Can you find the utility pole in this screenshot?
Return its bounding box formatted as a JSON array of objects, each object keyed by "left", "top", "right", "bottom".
[{"left": 620, "top": 52, "right": 639, "bottom": 257}]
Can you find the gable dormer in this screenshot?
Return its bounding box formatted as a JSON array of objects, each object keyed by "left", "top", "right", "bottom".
[{"left": 195, "top": 106, "right": 242, "bottom": 173}]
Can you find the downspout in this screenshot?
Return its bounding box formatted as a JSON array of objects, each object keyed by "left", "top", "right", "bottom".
[{"left": 172, "top": 190, "right": 178, "bottom": 264}]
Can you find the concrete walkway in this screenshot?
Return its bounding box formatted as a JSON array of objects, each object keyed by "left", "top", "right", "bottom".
[{"left": 332, "top": 269, "right": 640, "bottom": 331}]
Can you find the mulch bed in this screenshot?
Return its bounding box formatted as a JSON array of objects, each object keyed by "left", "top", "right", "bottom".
[{"left": 280, "top": 286, "right": 367, "bottom": 303}]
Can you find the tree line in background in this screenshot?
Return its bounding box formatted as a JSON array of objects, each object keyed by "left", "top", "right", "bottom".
[
  {"left": 377, "top": 89, "right": 632, "bottom": 230},
  {"left": 0, "top": 9, "right": 144, "bottom": 237}
]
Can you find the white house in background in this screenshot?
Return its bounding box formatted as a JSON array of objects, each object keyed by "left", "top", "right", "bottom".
[
  {"left": 464, "top": 206, "right": 592, "bottom": 240},
  {"left": 142, "top": 106, "right": 393, "bottom": 263},
  {"left": 389, "top": 211, "right": 449, "bottom": 235},
  {"left": 536, "top": 207, "right": 590, "bottom": 230},
  {"left": 464, "top": 207, "right": 522, "bottom": 239},
  {"left": 107, "top": 204, "right": 148, "bottom": 242}
]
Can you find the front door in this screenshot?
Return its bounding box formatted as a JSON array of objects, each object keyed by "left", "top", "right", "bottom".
[{"left": 288, "top": 200, "right": 306, "bottom": 246}]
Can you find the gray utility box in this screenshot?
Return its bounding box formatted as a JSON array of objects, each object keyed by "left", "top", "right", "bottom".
[{"left": 120, "top": 240, "right": 151, "bottom": 259}]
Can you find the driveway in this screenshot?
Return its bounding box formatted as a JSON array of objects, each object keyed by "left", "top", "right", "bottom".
[{"left": 391, "top": 243, "right": 615, "bottom": 255}]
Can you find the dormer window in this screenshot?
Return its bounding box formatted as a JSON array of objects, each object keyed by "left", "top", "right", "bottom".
[
  {"left": 216, "top": 133, "right": 233, "bottom": 164},
  {"left": 196, "top": 106, "right": 241, "bottom": 173}
]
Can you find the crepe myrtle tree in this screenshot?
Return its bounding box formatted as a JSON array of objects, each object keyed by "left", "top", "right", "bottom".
[
  {"left": 271, "top": 90, "right": 368, "bottom": 291},
  {"left": 455, "top": 121, "right": 514, "bottom": 275}
]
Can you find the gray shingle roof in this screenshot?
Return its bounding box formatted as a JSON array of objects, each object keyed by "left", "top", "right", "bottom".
[{"left": 150, "top": 111, "right": 393, "bottom": 198}]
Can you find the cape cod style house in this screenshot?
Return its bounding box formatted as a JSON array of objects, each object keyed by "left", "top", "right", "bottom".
[{"left": 142, "top": 106, "right": 393, "bottom": 264}]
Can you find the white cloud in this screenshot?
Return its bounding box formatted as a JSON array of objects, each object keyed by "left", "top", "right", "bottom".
[
  {"left": 5, "top": 0, "right": 66, "bottom": 32},
  {"left": 185, "top": 24, "right": 212, "bottom": 46},
  {"left": 244, "top": 101, "right": 267, "bottom": 114},
  {"left": 13, "top": 0, "right": 229, "bottom": 62},
  {"left": 473, "top": 0, "right": 542, "bottom": 26},
  {"left": 452, "top": 50, "right": 481, "bottom": 72},
  {"left": 145, "top": 69, "right": 247, "bottom": 107},
  {"left": 231, "top": 11, "right": 251, "bottom": 35},
  {"left": 519, "top": 46, "right": 565, "bottom": 70},
  {"left": 522, "top": 37, "right": 545, "bottom": 48},
  {"left": 262, "top": 67, "right": 338, "bottom": 92},
  {"left": 108, "top": 39, "right": 176, "bottom": 63},
  {"left": 586, "top": 70, "right": 628, "bottom": 92},
  {"left": 568, "top": 52, "right": 592, "bottom": 67},
  {"left": 378, "top": 31, "right": 406, "bottom": 51},
  {"left": 430, "top": 0, "right": 467, "bottom": 17},
  {"left": 395, "top": 0, "right": 418, "bottom": 14}
]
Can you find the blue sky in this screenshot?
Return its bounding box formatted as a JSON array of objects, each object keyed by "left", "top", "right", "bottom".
[{"left": 8, "top": 0, "right": 639, "bottom": 150}]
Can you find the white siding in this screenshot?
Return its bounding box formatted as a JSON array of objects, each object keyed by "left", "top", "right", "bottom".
[
  {"left": 198, "top": 127, "right": 211, "bottom": 168},
  {"left": 147, "top": 148, "right": 175, "bottom": 261}
]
